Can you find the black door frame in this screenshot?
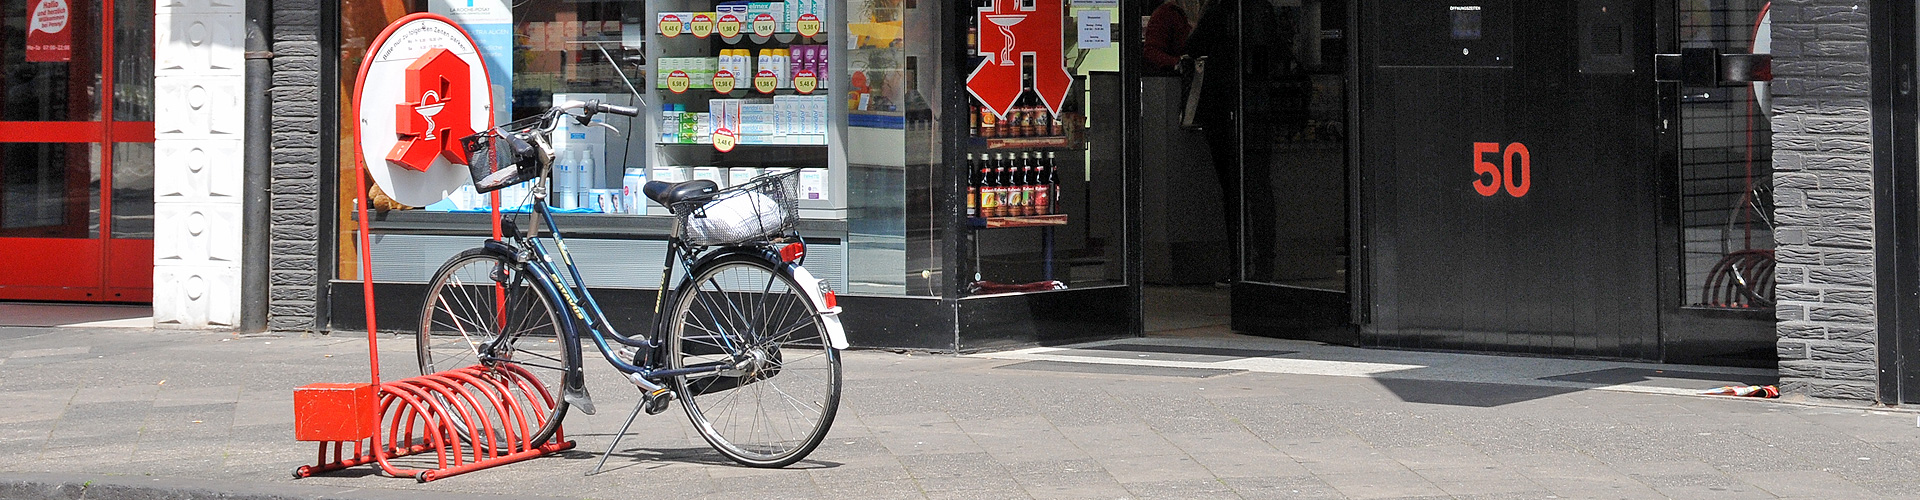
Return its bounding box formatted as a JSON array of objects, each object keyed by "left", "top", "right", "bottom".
[{"left": 1872, "top": 0, "right": 1918, "bottom": 405}]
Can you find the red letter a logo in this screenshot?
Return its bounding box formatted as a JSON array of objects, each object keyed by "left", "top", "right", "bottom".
[{"left": 386, "top": 48, "right": 476, "bottom": 172}]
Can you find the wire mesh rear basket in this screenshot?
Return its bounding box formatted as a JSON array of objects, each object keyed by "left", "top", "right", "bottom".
[
  {"left": 459, "top": 117, "right": 546, "bottom": 194},
  {"left": 674, "top": 171, "right": 800, "bottom": 246}
]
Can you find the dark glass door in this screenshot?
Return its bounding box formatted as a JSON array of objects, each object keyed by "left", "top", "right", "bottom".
[
  {"left": 0, "top": 0, "right": 154, "bottom": 302},
  {"left": 1185, "top": 0, "right": 1357, "bottom": 342},
  {"left": 1655, "top": 0, "right": 1776, "bottom": 366}
]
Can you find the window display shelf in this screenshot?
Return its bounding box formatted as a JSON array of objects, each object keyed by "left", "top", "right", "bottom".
[
  {"left": 365, "top": 209, "right": 848, "bottom": 239},
  {"left": 969, "top": 214, "right": 1068, "bottom": 229},
  {"left": 975, "top": 135, "right": 1079, "bottom": 151},
  {"left": 655, "top": 142, "right": 828, "bottom": 148}
]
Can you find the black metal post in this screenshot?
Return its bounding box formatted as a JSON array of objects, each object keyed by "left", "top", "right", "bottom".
[
  {"left": 241, "top": 0, "right": 273, "bottom": 332},
  {"left": 1871, "top": 0, "right": 1916, "bottom": 405},
  {"left": 942, "top": 0, "right": 971, "bottom": 352}
]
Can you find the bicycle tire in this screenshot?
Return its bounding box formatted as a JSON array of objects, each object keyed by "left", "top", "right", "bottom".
[
  {"left": 417, "top": 248, "right": 572, "bottom": 450},
  {"left": 668, "top": 252, "right": 841, "bottom": 467}
]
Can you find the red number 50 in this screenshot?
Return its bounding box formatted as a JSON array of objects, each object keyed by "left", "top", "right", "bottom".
[{"left": 1473, "top": 142, "right": 1531, "bottom": 198}]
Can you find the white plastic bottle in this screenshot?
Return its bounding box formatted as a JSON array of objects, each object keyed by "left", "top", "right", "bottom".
[
  {"left": 577, "top": 146, "right": 597, "bottom": 209},
  {"left": 554, "top": 149, "right": 577, "bottom": 210}
]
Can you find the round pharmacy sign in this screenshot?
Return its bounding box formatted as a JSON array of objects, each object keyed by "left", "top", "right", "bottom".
[{"left": 354, "top": 13, "right": 495, "bottom": 207}]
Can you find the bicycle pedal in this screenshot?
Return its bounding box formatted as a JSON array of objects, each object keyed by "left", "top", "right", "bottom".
[{"left": 643, "top": 389, "right": 675, "bottom": 415}]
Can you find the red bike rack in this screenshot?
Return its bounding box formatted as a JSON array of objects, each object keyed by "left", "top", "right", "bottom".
[{"left": 291, "top": 145, "right": 571, "bottom": 482}]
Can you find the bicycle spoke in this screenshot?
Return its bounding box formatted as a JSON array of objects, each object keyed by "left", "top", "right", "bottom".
[
  {"left": 419, "top": 252, "right": 571, "bottom": 453},
  {"left": 672, "top": 258, "right": 838, "bottom": 466}
]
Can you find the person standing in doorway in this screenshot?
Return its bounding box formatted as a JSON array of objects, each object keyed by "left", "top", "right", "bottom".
[
  {"left": 1185, "top": 0, "right": 1285, "bottom": 284},
  {"left": 1144, "top": 0, "right": 1208, "bottom": 76}
]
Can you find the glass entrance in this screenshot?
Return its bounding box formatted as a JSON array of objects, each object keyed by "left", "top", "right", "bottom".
[
  {"left": 1171, "top": 0, "right": 1353, "bottom": 340},
  {"left": 0, "top": 0, "right": 155, "bottom": 302},
  {"left": 1657, "top": 0, "right": 1776, "bottom": 365}
]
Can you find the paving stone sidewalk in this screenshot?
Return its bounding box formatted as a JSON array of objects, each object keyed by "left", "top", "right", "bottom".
[{"left": 0, "top": 326, "right": 1914, "bottom": 499}]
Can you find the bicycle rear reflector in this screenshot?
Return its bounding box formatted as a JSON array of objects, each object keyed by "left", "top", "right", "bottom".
[{"left": 780, "top": 242, "right": 806, "bottom": 263}]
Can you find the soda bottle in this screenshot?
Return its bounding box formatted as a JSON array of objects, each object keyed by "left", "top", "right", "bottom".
[
  {"left": 1006, "top": 153, "right": 1023, "bottom": 216},
  {"left": 1035, "top": 152, "right": 1053, "bottom": 214},
  {"left": 986, "top": 153, "right": 1005, "bottom": 217},
  {"left": 1045, "top": 152, "right": 1060, "bottom": 214},
  {"left": 980, "top": 105, "right": 998, "bottom": 138},
  {"left": 1013, "top": 151, "right": 1029, "bottom": 214},
  {"left": 966, "top": 153, "right": 979, "bottom": 218},
  {"left": 969, "top": 103, "right": 980, "bottom": 137}
]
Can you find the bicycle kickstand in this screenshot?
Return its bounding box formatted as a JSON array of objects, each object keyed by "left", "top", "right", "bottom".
[
  {"left": 587, "top": 397, "right": 647, "bottom": 476},
  {"left": 587, "top": 388, "right": 676, "bottom": 476}
]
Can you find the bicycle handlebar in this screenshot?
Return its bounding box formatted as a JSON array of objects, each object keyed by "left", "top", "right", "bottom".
[{"left": 592, "top": 101, "right": 641, "bottom": 117}]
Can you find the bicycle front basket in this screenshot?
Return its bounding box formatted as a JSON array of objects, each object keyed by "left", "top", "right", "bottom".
[
  {"left": 460, "top": 118, "right": 544, "bottom": 194},
  {"left": 677, "top": 171, "right": 800, "bottom": 246}
]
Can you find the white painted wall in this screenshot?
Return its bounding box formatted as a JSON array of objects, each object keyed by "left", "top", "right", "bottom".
[{"left": 152, "top": 0, "right": 245, "bottom": 329}]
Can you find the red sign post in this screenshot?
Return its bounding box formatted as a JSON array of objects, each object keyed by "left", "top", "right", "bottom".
[{"left": 967, "top": 0, "right": 1073, "bottom": 119}]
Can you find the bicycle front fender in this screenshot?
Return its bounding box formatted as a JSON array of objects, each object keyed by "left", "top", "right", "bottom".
[{"left": 787, "top": 264, "right": 848, "bottom": 350}]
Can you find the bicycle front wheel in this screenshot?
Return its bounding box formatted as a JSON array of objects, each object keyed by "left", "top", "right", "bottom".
[
  {"left": 669, "top": 253, "right": 841, "bottom": 467},
  {"left": 417, "top": 248, "right": 571, "bottom": 449}
]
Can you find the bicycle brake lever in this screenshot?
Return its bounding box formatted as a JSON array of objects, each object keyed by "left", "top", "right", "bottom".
[{"left": 591, "top": 121, "right": 621, "bottom": 135}]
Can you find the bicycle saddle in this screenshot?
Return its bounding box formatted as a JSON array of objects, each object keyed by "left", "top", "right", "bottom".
[{"left": 643, "top": 179, "right": 720, "bottom": 206}]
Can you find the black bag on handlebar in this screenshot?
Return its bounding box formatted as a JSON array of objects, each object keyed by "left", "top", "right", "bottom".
[{"left": 460, "top": 116, "right": 547, "bottom": 194}]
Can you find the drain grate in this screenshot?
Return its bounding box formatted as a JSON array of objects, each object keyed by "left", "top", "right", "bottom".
[{"left": 994, "top": 360, "right": 1242, "bottom": 378}]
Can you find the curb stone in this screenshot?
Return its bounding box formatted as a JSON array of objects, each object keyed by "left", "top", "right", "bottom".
[{"left": 0, "top": 473, "right": 570, "bottom": 500}]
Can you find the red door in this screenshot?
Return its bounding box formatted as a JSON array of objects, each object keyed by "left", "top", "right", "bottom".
[{"left": 0, "top": 0, "right": 154, "bottom": 302}]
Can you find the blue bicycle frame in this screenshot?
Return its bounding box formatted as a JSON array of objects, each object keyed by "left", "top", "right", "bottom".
[{"left": 496, "top": 196, "right": 741, "bottom": 390}]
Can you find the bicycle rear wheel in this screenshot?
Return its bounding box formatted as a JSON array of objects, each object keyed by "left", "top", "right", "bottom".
[
  {"left": 668, "top": 253, "right": 840, "bottom": 467},
  {"left": 417, "top": 248, "right": 571, "bottom": 449}
]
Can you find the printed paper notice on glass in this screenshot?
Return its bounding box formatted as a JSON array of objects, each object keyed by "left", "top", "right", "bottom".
[{"left": 1077, "top": 11, "right": 1111, "bottom": 49}]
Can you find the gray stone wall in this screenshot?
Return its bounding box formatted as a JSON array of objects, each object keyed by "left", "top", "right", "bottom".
[
  {"left": 1770, "top": 1, "right": 1877, "bottom": 400},
  {"left": 268, "top": 0, "right": 325, "bottom": 332}
]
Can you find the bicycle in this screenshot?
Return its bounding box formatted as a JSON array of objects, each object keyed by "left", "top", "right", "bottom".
[{"left": 415, "top": 100, "right": 847, "bottom": 468}]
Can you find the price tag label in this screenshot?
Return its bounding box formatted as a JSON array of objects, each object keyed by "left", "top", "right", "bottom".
[
  {"left": 717, "top": 14, "right": 742, "bottom": 38},
  {"left": 667, "top": 70, "right": 691, "bottom": 94},
  {"left": 797, "top": 14, "right": 822, "bottom": 37},
  {"left": 754, "top": 70, "right": 779, "bottom": 94},
  {"left": 752, "top": 13, "right": 777, "bottom": 37},
  {"left": 713, "top": 128, "right": 738, "bottom": 153},
  {"left": 660, "top": 14, "right": 683, "bottom": 38},
  {"left": 713, "top": 70, "right": 737, "bottom": 94},
  {"left": 689, "top": 14, "right": 714, "bottom": 38},
  {"left": 793, "top": 70, "right": 818, "bottom": 94}
]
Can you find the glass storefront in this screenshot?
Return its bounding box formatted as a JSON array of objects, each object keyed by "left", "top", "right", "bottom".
[{"left": 331, "top": 0, "right": 1131, "bottom": 342}]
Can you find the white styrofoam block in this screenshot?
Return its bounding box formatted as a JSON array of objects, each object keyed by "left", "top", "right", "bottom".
[
  {"left": 156, "top": 0, "right": 243, "bottom": 15},
  {"left": 152, "top": 265, "right": 239, "bottom": 329},
  {"left": 153, "top": 202, "right": 244, "bottom": 265},
  {"left": 154, "top": 77, "right": 245, "bottom": 139},
  {"left": 154, "top": 140, "right": 243, "bottom": 202},
  {"left": 155, "top": 13, "right": 244, "bottom": 76}
]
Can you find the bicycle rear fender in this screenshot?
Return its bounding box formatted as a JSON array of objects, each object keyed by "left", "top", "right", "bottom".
[{"left": 787, "top": 264, "right": 848, "bottom": 350}]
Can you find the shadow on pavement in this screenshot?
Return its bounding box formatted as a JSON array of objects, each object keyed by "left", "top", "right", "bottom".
[{"left": 1371, "top": 378, "right": 1581, "bottom": 408}]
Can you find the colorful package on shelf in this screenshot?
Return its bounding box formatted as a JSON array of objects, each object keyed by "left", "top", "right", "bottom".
[
  {"left": 729, "top": 167, "right": 762, "bottom": 186},
  {"left": 739, "top": 100, "right": 777, "bottom": 144}
]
